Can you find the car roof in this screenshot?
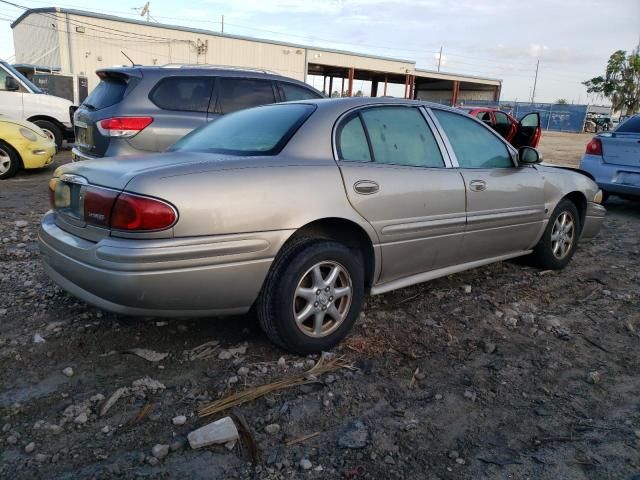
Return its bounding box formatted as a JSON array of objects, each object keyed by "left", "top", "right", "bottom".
[{"left": 288, "top": 96, "right": 461, "bottom": 115}]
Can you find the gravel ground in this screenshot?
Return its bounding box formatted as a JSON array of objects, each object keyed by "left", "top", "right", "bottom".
[{"left": 1, "top": 142, "right": 639, "bottom": 480}]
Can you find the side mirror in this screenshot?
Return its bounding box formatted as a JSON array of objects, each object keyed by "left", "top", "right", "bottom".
[
  {"left": 5, "top": 76, "right": 20, "bottom": 92},
  {"left": 518, "top": 146, "right": 542, "bottom": 165}
]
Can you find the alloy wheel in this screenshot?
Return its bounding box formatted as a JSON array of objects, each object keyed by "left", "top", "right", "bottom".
[
  {"left": 550, "top": 211, "right": 575, "bottom": 260},
  {"left": 0, "top": 148, "right": 12, "bottom": 175},
  {"left": 292, "top": 260, "right": 353, "bottom": 338}
]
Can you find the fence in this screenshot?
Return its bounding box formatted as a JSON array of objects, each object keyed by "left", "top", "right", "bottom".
[{"left": 455, "top": 100, "right": 589, "bottom": 133}]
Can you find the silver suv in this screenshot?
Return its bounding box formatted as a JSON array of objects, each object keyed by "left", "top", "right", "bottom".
[{"left": 71, "top": 65, "right": 323, "bottom": 160}]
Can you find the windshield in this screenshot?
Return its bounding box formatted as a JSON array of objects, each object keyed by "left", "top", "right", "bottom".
[
  {"left": 0, "top": 61, "right": 43, "bottom": 93},
  {"left": 170, "top": 103, "right": 316, "bottom": 156}
]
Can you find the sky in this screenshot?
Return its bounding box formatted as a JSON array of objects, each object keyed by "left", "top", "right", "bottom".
[{"left": 1, "top": 0, "right": 639, "bottom": 104}]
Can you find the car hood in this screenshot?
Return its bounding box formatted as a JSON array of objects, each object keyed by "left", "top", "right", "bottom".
[
  {"left": 0, "top": 117, "right": 48, "bottom": 136},
  {"left": 53, "top": 151, "right": 296, "bottom": 190},
  {"left": 538, "top": 162, "right": 595, "bottom": 181}
]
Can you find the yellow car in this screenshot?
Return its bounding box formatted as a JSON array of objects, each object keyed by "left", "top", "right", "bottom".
[{"left": 0, "top": 118, "right": 56, "bottom": 179}]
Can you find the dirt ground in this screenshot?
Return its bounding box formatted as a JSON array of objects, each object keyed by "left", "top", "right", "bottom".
[
  {"left": 538, "top": 131, "right": 594, "bottom": 167},
  {"left": 1, "top": 134, "right": 639, "bottom": 480}
]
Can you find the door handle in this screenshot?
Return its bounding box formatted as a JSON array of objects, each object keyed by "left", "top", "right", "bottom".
[
  {"left": 469, "top": 180, "right": 487, "bottom": 192},
  {"left": 354, "top": 180, "right": 379, "bottom": 195}
]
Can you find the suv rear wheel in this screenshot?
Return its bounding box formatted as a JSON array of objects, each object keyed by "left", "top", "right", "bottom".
[{"left": 257, "top": 238, "right": 364, "bottom": 354}]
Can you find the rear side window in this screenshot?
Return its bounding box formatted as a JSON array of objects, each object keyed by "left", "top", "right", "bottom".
[
  {"left": 356, "top": 107, "right": 444, "bottom": 167},
  {"left": 338, "top": 116, "right": 372, "bottom": 162},
  {"left": 616, "top": 116, "right": 640, "bottom": 133},
  {"left": 170, "top": 104, "right": 315, "bottom": 156},
  {"left": 82, "top": 78, "right": 127, "bottom": 110},
  {"left": 218, "top": 78, "right": 276, "bottom": 114},
  {"left": 150, "top": 77, "right": 213, "bottom": 113},
  {"left": 279, "top": 82, "right": 321, "bottom": 101},
  {"left": 434, "top": 109, "right": 512, "bottom": 168}
]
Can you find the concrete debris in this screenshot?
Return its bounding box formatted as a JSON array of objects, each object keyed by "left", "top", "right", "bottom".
[
  {"left": 126, "top": 348, "right": 169, "bottom": 363},
  {"left": 338, "top": 419, "right": 369, "bottom": 449},
  {"left": 172, "top": 415, "right": 187, "bottom": 426},
  {"left": 187, "top": 417, "right": 239, "bottom": 449},
  {"left": 62, "top": 367, "right": 74, "bottom": 377},
  {"left": 100, "top": 378, "right": 166, "bottom": 417},
  {"left": 264, "top": 424, "right": 281, "bottom": 435},
  {"left": 300, "top": 458, "right": 313, "bottom": 470},
  {"left": 151, "top": 444, "right": 169, "bottom": 460},
  {"left": 33, "top": 333, "right": 46, "bottom": 344},
  {"left": 24, "top": 442, "right": 35, "bottom": 453}
]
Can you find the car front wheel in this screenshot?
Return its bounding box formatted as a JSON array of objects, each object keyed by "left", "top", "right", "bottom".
[
  {"left": 0, "top": 141, "right": 20, "bottom": 179},
  {"left": 529, "top": 199, "right": 580, "bottom": 270},
  {"left": 257, "top": 238, "right": 364, "bottom": 354}
]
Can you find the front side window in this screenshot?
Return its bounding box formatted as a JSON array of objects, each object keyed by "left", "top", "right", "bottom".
[
  {"left": 0, "top": 68, "right": 9, "bottom": 91},
  {"left": 339, "top": 107, "right": 444, "bottom": 167},
  {"left": 433, "top": 109, "right": 513, "bottom": 168},
  {"left": 170, "top": 103, "right": 314, "bottom": 156},
  {"left": 218, "top": 78, "right": 276, "bottom": 114},
  {"left": 494, "top": 112, "right": 510, "bottom": 126},
  {"left": 150, "top": 77, "right": 213, "bottom": 113},
  {"left": 279, "top": 82, "right": 322, "bottom": 101}
]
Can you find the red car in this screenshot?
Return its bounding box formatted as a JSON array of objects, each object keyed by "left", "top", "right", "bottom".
[{"left": 460, "top": 107, "right": 542, "bottom": 148}]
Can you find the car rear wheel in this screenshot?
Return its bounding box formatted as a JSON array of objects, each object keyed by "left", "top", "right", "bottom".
[
  {"left": 528, "top": 199, "right": 580, "bottom": 270},
  {"left": 257, "top": 238, "right": 364, "bottom": 354},
  {"left": 0, "top": 141, "right": 20, "bottom": 179},
  {"left": 32, "top": 120, "right": 62, "bottom": 150}
]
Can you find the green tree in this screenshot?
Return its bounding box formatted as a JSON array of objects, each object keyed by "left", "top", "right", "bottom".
[
  {"left": 556, "top": 98, "right": 568, "bottom": 104},
  {"left": 354, "top": 90, "right": 364, "bottom": 97},
  {"left": 583, "top": 47, "right": 640, "bottom": 114}
]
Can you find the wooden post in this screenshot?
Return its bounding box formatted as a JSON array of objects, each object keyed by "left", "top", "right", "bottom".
[
  {"left": 371, "top": 80, "right": 378, "bottom": 97},
  {"left": 383, "top": 74, "right": 388, "bottom": 96},
  {"left": 328, "top": 76, "right": 333, "bottom": 97},
  {"left": 347, "top": 68, "right": 354, "bottom": 96},
  {"left": 322, "top": 76, "right": 327, "bottom": 95},
  {"left": 341, "top": 77, "right": 345, "bottom": 97},
  {"left": 451, "top": 80, "right": 460, "bottom": 106}
]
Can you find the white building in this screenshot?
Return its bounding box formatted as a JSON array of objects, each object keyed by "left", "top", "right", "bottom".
[{"left": 11, "top": 7, "right": 501, "bottom": 103}]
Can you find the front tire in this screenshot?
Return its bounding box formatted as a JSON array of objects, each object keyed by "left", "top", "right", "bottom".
[
  {"left": 257, "top": 238, "right": 364, "bottom": 354},
  {"left": 33, "top": 120, "right": 62, "bottom": 150},
  {"left": 528, "top": 199, "right": 580, "bottom": 270},
  {"left": 0, "top": 141, "right": 20, "bottom": 179}
]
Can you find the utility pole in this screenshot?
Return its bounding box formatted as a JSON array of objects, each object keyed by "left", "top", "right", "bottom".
[
  {"left": 437, "top": 46, "right": 443, "bottom": 72},
  {"left": 221, "top": 15, "right": 224, "bottom": 33},
  {"left": 531, "top": 58, "right": 540, "bottom": 103}
]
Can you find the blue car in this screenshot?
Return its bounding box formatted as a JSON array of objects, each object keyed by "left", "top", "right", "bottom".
[{"left": 580, "top": 114, "right": 640, "bottom": 201}]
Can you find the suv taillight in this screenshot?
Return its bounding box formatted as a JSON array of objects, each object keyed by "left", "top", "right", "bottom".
[
  {"left": 97, "top": 117, "right": 153, "bottom": 138},
  {"left": 586, "top": 137, "right": 602, "bottom": 156}
]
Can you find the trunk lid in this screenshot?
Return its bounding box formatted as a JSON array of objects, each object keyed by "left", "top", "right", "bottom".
[
  {"left": 74, "top": 68, "right": 142, "bottom": 157},
  {"left": 600, "top": 132, "right": 640, "bottom": 167}
]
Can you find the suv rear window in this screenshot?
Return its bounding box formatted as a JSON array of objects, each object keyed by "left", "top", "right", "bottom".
[
  {"left": 150, "top": 77, "right": 213, "bottom": 113},
  {"left": 279, "top": 82, "right": 321, "bottom": 101},
  {"left": 170, "top": 103, "right": 315, "bottom": 156},
  {"left": 82, "top": 78, "right": 127, "bottom": 110},
  {"left": 218, "top": 78, "right": 276, "bottom": 114}
]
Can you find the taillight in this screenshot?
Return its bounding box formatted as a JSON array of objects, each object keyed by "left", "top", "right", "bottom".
[
  {"left": 586, "top": 137, "right": 602, "bottom": 156},
  {"left": 111, "top": 193, "right": 177, "bottom": 231},
  {"left": 82, "top": 186, "right": 119, "bottom": 227},
  {"left": 97, "top": 117, "right": 153, "bottom": 138},
  {"left": 48, "top": 178, "right": 58, "bottom": 209}
]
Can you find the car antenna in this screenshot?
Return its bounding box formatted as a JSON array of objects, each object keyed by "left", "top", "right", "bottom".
[{"left": 121, "top": 51, "right": 136, "bottom": 66}]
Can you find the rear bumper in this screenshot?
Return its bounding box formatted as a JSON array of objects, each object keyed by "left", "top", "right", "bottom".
[
  {"left": 580, "top": 154, "right": 640, "bottom": 197},
  {"left": 38, "top": 212, "right": 289, "bottom": 317},
  {"left": 581, "top": 201, "right": 606, "bottom": 240}
]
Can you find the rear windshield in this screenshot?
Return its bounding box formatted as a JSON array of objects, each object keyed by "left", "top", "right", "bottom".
[
  {"left": 170, "top": 103, "right": 315, "bottom": 156},
  {"left": 615, "top": 116, "right": 640, "bottom": 133},
  {"left": 82, "top": 78, "right": 127, "bottom": 110}
]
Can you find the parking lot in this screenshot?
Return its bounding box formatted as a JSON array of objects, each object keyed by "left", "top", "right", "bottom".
[{"left": 1, "top": 132, "right": 639, "bottom": 479}]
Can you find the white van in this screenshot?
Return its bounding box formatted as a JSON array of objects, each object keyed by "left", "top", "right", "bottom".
[{"left": 0, "top": 60, "right": 74, "bottom": 148}]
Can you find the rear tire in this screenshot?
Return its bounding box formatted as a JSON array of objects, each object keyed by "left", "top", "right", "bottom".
[
  {"left": 257, "top": 238, "right": 364, "bottom": 355},
  {"left": 33, "top": 120, "right": 62, "bottom": 150},
  {"left": 0, "top": 141, "right": 20, "bottom": 179},
  {"left": 528, "top": 199, "right": 580, "bottom": 270}
]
